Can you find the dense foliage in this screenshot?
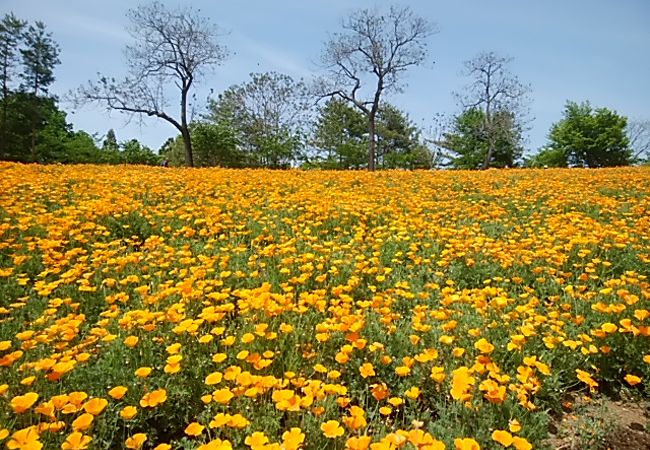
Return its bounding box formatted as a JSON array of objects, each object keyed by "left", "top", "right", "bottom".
[
  {"left": 545, "top": 101, "right": 631, "bottom": 168},
  {"left": 1, "top": 164, "right": 648, "bottom": 449}
]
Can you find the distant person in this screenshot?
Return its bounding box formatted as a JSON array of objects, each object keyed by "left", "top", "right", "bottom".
[{"left": 161, "top": 159, "right": 169, "bottom": 167}]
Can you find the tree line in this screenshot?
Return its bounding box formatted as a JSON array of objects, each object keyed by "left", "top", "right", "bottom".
[{"left": 2, "top": 4, "right": 649, "bottom": 169}]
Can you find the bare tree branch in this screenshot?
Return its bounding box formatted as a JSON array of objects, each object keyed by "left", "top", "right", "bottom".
[
  {"left": 453, "top": 51, "right": 531, "bottom": 169},
  {"left": 627, "top": 119, "right": 650, "bottom": 162},
  {"left": 70, "top": 1, "right": 227, "bottom": 167},
  {"left": 315, "top": 5, "right": 437, "bottom": 170}
]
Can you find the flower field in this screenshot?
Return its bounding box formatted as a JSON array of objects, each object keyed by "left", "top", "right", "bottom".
[{"left": 0, "top": 162, "right": 649, "bottom": 450}]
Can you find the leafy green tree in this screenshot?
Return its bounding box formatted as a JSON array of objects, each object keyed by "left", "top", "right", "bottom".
[
  {"left": 190, "top": 120, "right": 242, "bottom": 167},
  {"left": 437, "top": 108, "right": 523, "bottom": 169},
  {"left": 102, "top": 129, "right": 119, "bottom": 152},
  {"left": 547, "top": 101, "right": 631, "bottom": 167},
  {"left": 311, "top": 98, "right": 367, "bottom": 169},
  {"left": 60, "top": 131, "right": 102, "bottom": 164},
  {"left": 1, "top": 92, "right": 63, "bottom": 161},
  {"left": 310, "top": 98, "right": 431, "bottom": 169},
  {"left": 376, "top": 104, "right": 431, "bottom": 169},
  {"left": 208, "top": 72, "right": 309, "bottom": 168},
  {"left": 99, "top": 129, "right": 122, "bottom": 163},
  {"left": 121, "top": 139, "right": 160, "bottom": 165}
]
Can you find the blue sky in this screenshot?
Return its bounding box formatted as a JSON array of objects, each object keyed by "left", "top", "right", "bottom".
[{"left": 4, "top": 0, "right": 650, "bottom": 155}]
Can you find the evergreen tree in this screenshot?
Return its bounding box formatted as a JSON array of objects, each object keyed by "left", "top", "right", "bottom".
[
  {"left": 20, "top": 21, "right": 60, "bottom": 96},
  {"left": 0, "top": 14, "right": 26, "bottom": 156}
]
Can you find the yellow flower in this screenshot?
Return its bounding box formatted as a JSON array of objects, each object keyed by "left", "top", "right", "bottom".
[
  {"left": 61, "top": 432, "right": 92, "bottom": 450},
  {"left": 120, "top": 406, "right": 138, "bottom": 420},
  {"left": 511, "top": 437, "right": 532, "bottom": 450},
  {"left": 346, "top": 436, "right": 372, "bottom": 450},
  {"left": 7, "top": 427, "right": 42, "bottom": 450},
  {"left": 10, "top": 392, "right": 39, "bottom": 414},
  {"left": 212, "top": 388, "right": 234, "bottom": 404},
  {"left": 134, "top": 367, "right": 152, "bottom": 378},
  {"left": 321, "top": 420, "right": 345, "bottom": 438},
  {"left": 184, "top": 422, "right": 204, "bottom": 437},
  {"left": 205, "top": 371, "right": 223, "bottom": 385},
  {"left": 245, "top": 432, "right": 269, "bottom": 447},
  {"left": 108, "top": 386, "right": 128, "bottom": 400},
  {"left": 474, "top": 338, "right": 495, "bottom": 354},
  {"left": 123, "top": 335, "right": 139, "bottom": 347},
  {"left": 140, "top": 389, "right": 167, "bottom": 407},
  {"left": 509, "top": 419, "right": 522, "bottom": 433},
  {"left": 125, "top": 433, "right": 147, "bottom": 449},
  {"left": 405, "top": 386, "right": 421, "bottom": 399},
  {"left": 282, "top": 428, "right": 305, "bottom": 450},
  {"left": 359, "top": 363, "right": 375, "bottom": 378},
  {"left": 198, "top": 439, "right": 233, "bottom": 450},
  {"left": 454, "top": 437, "right": 480, "bottom": 450},
  {"left": 71, "top": 413, "right": 94, "bottom": 432},
  {"left": 491, "top": 430, "right": 513, "bottom": 447},
  {"left": 82, "top": 398, "right": 108, "bottom": 415},
  {"left": 624, "top": 374, "right": 642, "bottom": 386}
]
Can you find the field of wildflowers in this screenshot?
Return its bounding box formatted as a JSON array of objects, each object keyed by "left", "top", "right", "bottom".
[{"left": 0, "top": 162, "right": 648, "bottom": 450}]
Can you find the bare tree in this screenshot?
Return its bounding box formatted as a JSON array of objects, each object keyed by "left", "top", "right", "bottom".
[
  {"left": 316, "top": 5, "right": 436, "bottom": 171},
  {"left": 72, "top": 2, "right": 227, "bottom": 167},
  {"left": 455, "top": 51, "right": 530, "bottom": 169},
  {"left": 627, "top": 120, "right": 650, "bottom": 163}
]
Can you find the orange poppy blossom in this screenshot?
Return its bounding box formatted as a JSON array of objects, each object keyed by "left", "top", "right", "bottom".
[{"left": 0, "top": 163, "right": 649, "bottom": 448}]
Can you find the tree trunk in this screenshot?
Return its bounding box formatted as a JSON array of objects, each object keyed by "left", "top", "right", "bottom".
[
  {"left": 180, "top": 83, "right": 194, "bottom": 167},
  {"left": 181, "top": 127, "right": 194, "bottom": 168},
  {"left": 368, "top": 114, "right": 376, "bottom": 171},
  {"left": 482, "top": 138, "right": 495, "bottom": 170},
  {"left": 1, "top": 55, "right": 9, "bottom": 156}
]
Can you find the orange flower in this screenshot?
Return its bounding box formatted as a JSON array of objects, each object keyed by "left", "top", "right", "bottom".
[
  {"left": 205, "top": 371, "right": 223, "bottom": 385},
  {"left": 624, "top": 374, "right": 642, "bottom": 386},
  {"left": 62, "top": 432, "right": 92, "bottom": 450},
  {"left": 7, "top": 427, "right": 42, "bottom": 450},
  {"left": 346, "top": 436, "right": 372, "bottom": 450},
  {"left": 244, "top": 432, "right": 269, "bottom": 447},
  {"left": 212, "top": 388, "right": 234, "bottom": 404},
  {"left": 184, "top": 422, "right": 204, "bottom": 437},
  {"left": 454, "top": 437, "right": 481, "bottom": 450},
  {"left": 120, "top": 406, "right": 138, "bottom": 420},
  {"left": 282, "top": 428, "right": 305, "bottom": 450},
  {"left": 153, "top": 445, "right": 172, "bottom": 450},
  {"left": 140, "top": 389, "right": 167, "bottom": 408},
  {"left": 125, "top": 433, "right": 147, "bottom": 449},
  {"left": 82, "top": 398, "right": 108, "bottom": 415},
  {"left": 72, "top": 413, "right": 94, "bottom": 432},
  {"left": 576, "top": 369, "right": 598, "bottom": 391},
  {"left": 450, "top": 367, "right": 475, "bottom": 401},
  {"left": 123, "top": 336, "right": 139, "bottom": 347},
  {"left": 511, "top": 437, "right": 532, "bottom": 450},
  {"left": 197, "top": 439, "right": 233, "bottom": 450},
  {"left": 321, "top": 420, "right": 345, "bottom": 438},
  {"left": 405, "top": 386, "right": 421, "bottom": 399},
  {"left": 474, "top": 338, "right": 495, "bottom": 354},
  {"left": 491, "top": 430, "right": 513, "bottom": 447},
  {"left": 108, "top": 386, "right": 128, "bottom": 400},
  {"left": 10, "top": 392, "right": 39, "bottom": 414},
  {"left": 134, "top": 367, "right": 152, "bottom": 378}
]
